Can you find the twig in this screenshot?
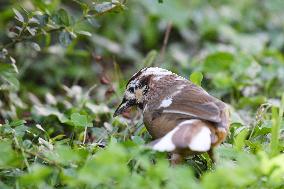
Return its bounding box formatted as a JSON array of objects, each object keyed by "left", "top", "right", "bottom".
[
  {"left": 157, "top": 22, "right": 172, "bottom": 66},
  {"left": 83, "top": 127, "right": 87, "bottom": 144}
]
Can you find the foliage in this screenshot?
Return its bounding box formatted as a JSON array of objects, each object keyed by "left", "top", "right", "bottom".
[{"left": 0, "top": 0, "right": 284, "bottom": 188}]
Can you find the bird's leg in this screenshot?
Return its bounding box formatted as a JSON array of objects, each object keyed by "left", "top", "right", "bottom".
[{"left": 170, "top": 153, "right": 184, "bottom": 166}]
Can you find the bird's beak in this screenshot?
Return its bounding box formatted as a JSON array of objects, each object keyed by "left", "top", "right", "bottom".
[{"left": 113, "top": 100, "right": 130, "bottom": 117}]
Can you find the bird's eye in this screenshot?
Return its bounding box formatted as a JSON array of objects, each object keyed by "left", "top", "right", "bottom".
[{"left": 128, "top": 87, "right": 135, "bottom": 93}]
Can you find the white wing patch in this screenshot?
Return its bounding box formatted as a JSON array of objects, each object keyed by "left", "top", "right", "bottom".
[
  {"left": 158, "top": 85, "right": 184, "bottom": 109},
  {"left": 188, "top": 126, "right": 211, "bottom": 152},
  {"left": 159, "top": 98, "right": 173, "bottom": 108},
  {"left": 152, "top": 127, "right": 179, "bottom": 152}
]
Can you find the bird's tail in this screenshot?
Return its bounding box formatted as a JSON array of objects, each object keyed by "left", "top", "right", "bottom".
[{"left": 148, "top": 119, "right": 224, "bottom": 152}]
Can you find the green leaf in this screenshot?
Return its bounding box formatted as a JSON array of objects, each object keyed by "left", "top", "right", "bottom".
[
  {"left": 31, "top": 42, "right": 41, "bottom": 51},
  {"left": 93, "top": 2, "right": 115, "bottom": 13},
  {"left": 0, "top": 181, "right": 12, "bottom": 189},
  {"left": 73, "top": 0, "right": 89, "bottom": 15},
  {"left": 33, "top": 105, "right": 69, "bottom": 123},
  {"left": 70, "top": 113, "right": 92, "bottom": 127},
  {"left": 86, "top": 16, "right": 100, "bottom": 28},
  {"left": 20, "top": 164, "right": 53, "bottom": 186},
  {"left": 132, "top": 136, "right": 145, "bottom": 145},
  {"left": 9, "top": 120, "right": 26, "bottom": 127},
  {"left": 44, "top": 145, "right": 88, "bottom": 165},
  {"left": 58, "top": 8, "right": 70, "bottom": 26},
  {"left": 92, "top": 1, "right": 125, "bottom": 14},
  {"left": 14, "top": 125, "right": 29, "bottom": 138},
  {"left": 202, "top": 152, "right": 259, "bottom": 189},
  {"left": 13, "top": 8, "right": 24, "bottom": 22},
  {"left": 234, "top": 127, "right": 249, "bottom": 151},
  {"left": 212, "top": 72, "right": 234, "bottom": 89},
  {"left": 26, "top": 27, "right": 36, "bottom": 36},
  {"left": 203, "top": 52, "right": 234, "bottom": 74},
  {"left": 26, "top": 26, "right": 36, "bottom": 36},
  {"left": 190, "top": 72, "right": 203, "bottom": 86},
  {"left": 76, "top": 30, "right": 92, "bottom": 37},
  {"left": 0, "top": 63, "right": 19, "bottom": 91},
  {"left": 78, "top": 143, "right": 129, "bottom": 185},
  {"left": 259, "top": 152, "right": 284, "bottom": 186},
  {"left": 0, "top": 141, "right": 23, "bottom": 168},
  {"left": 35, "top": 13, "right": 49, "bottom": 27},
  {"left": 59, "top": 31, "right": 72, "bottom": 47}
]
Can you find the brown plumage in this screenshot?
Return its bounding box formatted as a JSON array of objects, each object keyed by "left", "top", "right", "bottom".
[{"left": 114, "top": 67, "right": 230, "bottom": 165}]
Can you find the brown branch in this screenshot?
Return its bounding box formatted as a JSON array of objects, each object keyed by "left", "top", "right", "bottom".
[{"left": 157, "top": 21, "right": 172, "bottom": 66}]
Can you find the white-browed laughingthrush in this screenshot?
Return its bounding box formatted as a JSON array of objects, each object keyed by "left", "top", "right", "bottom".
[{"left": 114, "top": 67, "right": 230, "bottom": 164}]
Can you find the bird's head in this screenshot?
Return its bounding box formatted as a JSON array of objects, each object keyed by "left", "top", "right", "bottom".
[{"left": 113, "top": 67, "right": 173, "bottom": 117}]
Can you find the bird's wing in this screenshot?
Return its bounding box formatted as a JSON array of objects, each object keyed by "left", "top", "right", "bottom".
[{"left": 157, "top": 83, "right": 228, "bottom": 127}]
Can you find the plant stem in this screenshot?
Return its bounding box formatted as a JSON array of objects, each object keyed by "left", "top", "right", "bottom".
[
  {"left": 13, "top": 133, "right": 31, "bottom": 172},
  {"left": 83, "top": 126, "right": 87, "bottom": 144},
  {"left": 270, "top": 106, "right": 280, "bottom": 157}
]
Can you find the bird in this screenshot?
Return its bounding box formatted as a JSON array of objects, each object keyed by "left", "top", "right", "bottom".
[{"left": 113, "top": 67, "right": 230, "bottom": 165}]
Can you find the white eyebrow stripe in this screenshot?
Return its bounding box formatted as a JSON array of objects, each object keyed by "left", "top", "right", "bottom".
[
  {"left": 141, "top": 67, "right": 172, "bottom": 76},
  {"left": 141, "top": 67, "right": 186, "bottom": 80}
]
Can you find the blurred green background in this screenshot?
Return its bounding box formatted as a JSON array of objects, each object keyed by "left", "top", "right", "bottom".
[{"left": 0, "top": 0, "right": 284, "bottom": 188}]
